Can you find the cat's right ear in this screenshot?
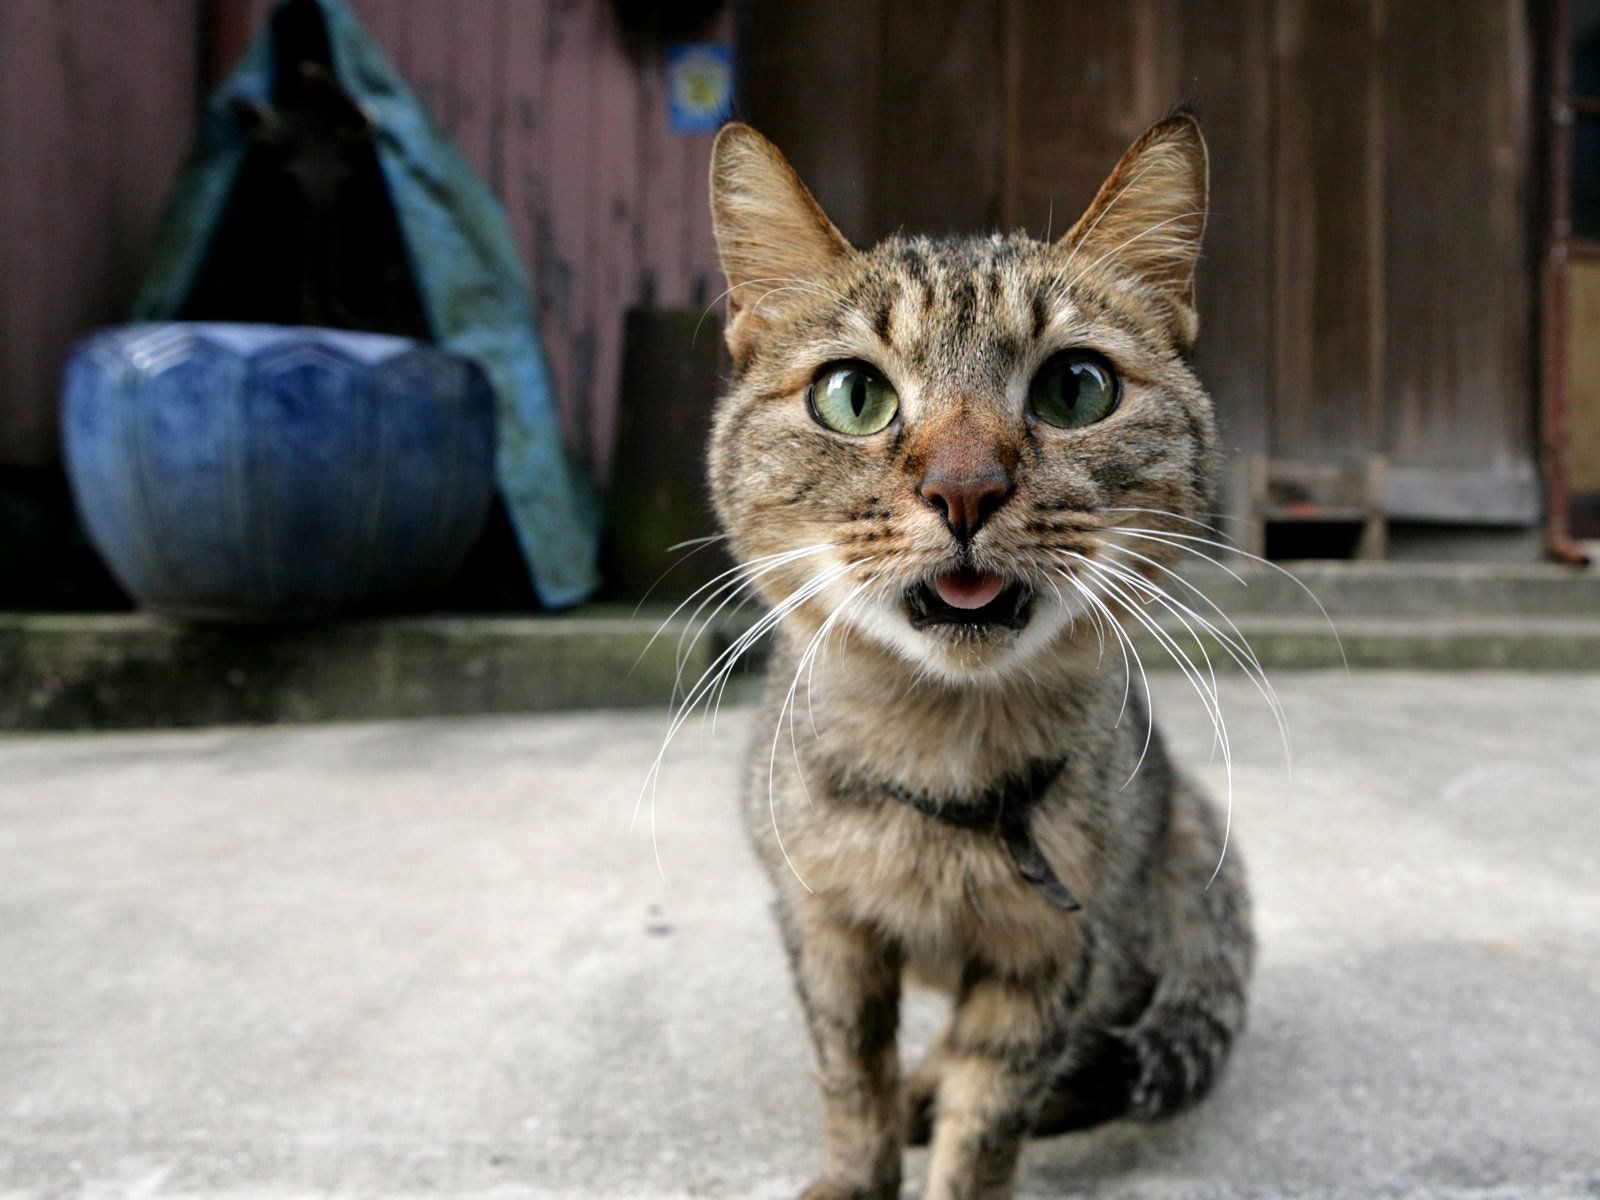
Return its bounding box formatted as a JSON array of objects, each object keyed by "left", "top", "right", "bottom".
[
  {"left": 1058, "top": 112, "right": 1209, "bottom": 350},
  {"left": 709, "top": 123, "right": 853, "bottom": 353}
]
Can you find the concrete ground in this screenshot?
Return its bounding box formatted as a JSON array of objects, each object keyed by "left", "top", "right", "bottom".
[{"left": 2, "top": 672, "right": 1598, "bottom": 1199}]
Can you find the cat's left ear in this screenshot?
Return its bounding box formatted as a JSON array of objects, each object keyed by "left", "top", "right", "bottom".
[
  {"left": 709, "top": 123, "right": 854, "bottom": 354},
  {"left": 1059, "top": 112, "right": 1209, "bottom": 349}
]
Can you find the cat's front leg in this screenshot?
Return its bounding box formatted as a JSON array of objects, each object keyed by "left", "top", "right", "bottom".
[
  {"left": 922, "top": 957, "right": 1077, "bottom": 1200},
  {"left": 780, "top": 898, "right": 903, "bottom": 1200}
]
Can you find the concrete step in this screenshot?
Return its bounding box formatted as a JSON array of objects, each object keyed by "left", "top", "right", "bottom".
[
  {"left": 5, "top": 605, "right": 1600, "bottom": 731},
  {"left": 0, "top": 613, "right": 712, "bottom": 732},
  {"left": 1129, "top": 613, "right": 1600, "bottom": 671},
  {"left": 1175, "top": 560, "right": 1600, "bottom": 617}
]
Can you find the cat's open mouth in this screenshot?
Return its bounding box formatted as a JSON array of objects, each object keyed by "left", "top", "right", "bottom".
[{"left": 905, "top": 570, "right": 1033, "bottom": 632}]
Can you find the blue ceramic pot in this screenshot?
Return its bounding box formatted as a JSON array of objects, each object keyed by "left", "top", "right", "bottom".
[{"left": 62, "top": 322, "right": 496, "bottom": 621}]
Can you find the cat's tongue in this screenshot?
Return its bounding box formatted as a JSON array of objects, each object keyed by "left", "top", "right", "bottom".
[{"left": 934, "top": 569, "right": 1006, "bottom": 611}]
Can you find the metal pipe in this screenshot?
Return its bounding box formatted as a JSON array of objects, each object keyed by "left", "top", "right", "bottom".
[{"left": 1543, "top": 0, "right": 1591, "bottom": 564}]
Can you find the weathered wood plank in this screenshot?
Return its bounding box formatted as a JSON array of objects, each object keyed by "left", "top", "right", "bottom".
[
  {"left": 1005, "top": 0, "right": 1176, "bottom": 237},
  {"left": 873, "top": 1, "right": 1003, "bottom": 236},
  {"left": 0, "top": 0, "right": 202, "bottom": 468},
  {"left": 207, "top": 0, "right": 273, "bottom": 81},
  {"left": 538, "top": 0, "right": 598, "bottom": 455},
  {"left": 637, "top": 47, "right": 692, "bottom": 309},
  {"left": 1182, "top": 0, "right": 1273, "bottom": 462},
  {"left": 586, "top": 2, "right": 642, "bottom": 479},
  {"left": 499, "top": 0, "right": 550, "bottom": 311},
  {"left": 375, "top": 0, "right": 447, "bottom": 133},
  {"left": 345, "top": 0, "right": 413, "bottom": 70},
  {"left": 740, "top": 0, "right": 884, "bottom": 245},
  {"left": 1268, "top": 0, "right": 1384, "bottom": 462},
  {"left": 443, "top": 0, "right": 505, "bottom": 190},
  {"left": 683, "top": 9, "right": 733, "bottom": 314},
  {"left": 1383, "top": 0, "right": 1533, "bottom": 473}
]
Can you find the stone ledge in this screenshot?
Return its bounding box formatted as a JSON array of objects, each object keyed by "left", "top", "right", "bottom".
[
  {"left": 4, "top": 606, "right": 1600, "bottom": 731},
  {"left": 0, "top": 613, "right": 715, "bottom": 732}
]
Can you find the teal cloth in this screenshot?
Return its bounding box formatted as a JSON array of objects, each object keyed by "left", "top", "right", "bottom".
[{"left": 132, "top": 0, "right": 599, "bottom": 608}]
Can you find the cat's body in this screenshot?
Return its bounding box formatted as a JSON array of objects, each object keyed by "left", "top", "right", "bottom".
[{"left": 703, "top": 116, "right": 1252, "bottom": 1199}]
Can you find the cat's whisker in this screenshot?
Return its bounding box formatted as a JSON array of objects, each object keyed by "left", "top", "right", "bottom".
[
  {"left": 1067, "top": 553, "right": 1223, "bottom": 754},
  {"left": 1085, "top": 576, "right": 1134, "bottom": 726},
  {"left": 1086, "top": 573, "right": 1133, "bottom": 723},
  {"left": 1067, "top": 531, "right": 1283, "bottom": 799},
  {"left": 640, "top": 540, "right": 832, "bottom": 673},
  {"left": 645, "top": 559, "right": 860, "bottom": 877},
  {"left": 1070, "top": 553, "right": 1228, "bottom": 741},
  {"left": 657, "top": 542, "right": 841, "bottom": 703},
  {"left": 637, "top": 556, "right": 864, "bottom": 873},
  {"left": 792, "top": 569, "right": 880, "bottom": 781},
  {"left": 1063, "top": 570, "right": 1112, "bottom": 668},
  {"left": 786, "top": 624, "right": 834, "bottom": 811},
  {"left": 666, "top": 533, "right": 730, "bottom": 553},
  {"left": 645, "top": 609, "right": 803, "bottom": 875},
  {"left": 1053, "top": 563, "right": 1147, "bottom": 756},
  {"left": 1068, "top": 553, "right": 1237, "bottom": 883},
  {"left": 674, "top": 548, "right": 840, "bottom": 706},
  {"left": 768, "top": 566, "right": 881, "bottom": 891},
  {"left": 1100, "top": 525, "right": 1251, "bottom": 588},
  {"left": 705, "top": 559, "right": 840, "bottom": 730},
  {"left": 706, "top": 587, "right": 779, "bottom": 724},
  {"left": 1099, "top": 540, "right": 1294, "bottom": 774},
  {"left": 1102, "top": 505, "right": 1235, "bottom": 540},
  {"left": 805, "top": 572, "right": 880, "bottom": 738},
  {"left": 786, "top": 583, "right": 863, "bottom": 797},
  {"left": 1101, "top": 522, "right": 1348, "bottom": 675},
  {"left": 1068, "top": 553, "right": 1216, "bottom": 742},
  {"left": 699, "top": 557, "right": 857, "bottom": 734},
  {"left": 1078, "top": 555, "right": 1227, "bottom": 760},
  {"left": 1098, "top": 545, "right": 1286, "bottom": 753},
  {"left": 1036, "top": 565, "right": 1107, "bottom": 664},
  {"left": 1038, "top": 567, "right": 1066, "bottom": 608},
  {"left": 629, "top": 533, "right": 731, "bottom": 617}
]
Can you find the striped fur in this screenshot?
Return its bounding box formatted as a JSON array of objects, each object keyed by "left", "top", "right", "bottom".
[{"left": 706, "top": 114, "right": 1252, "bottom": 1200}]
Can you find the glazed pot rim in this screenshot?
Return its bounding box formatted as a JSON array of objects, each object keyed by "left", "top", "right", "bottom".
[{"left": 83, "top": 321, "right": 432, "bottom": 366}]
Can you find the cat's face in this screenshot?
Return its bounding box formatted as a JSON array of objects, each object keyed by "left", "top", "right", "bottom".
[{"left": 707, "top": 117, "right": 1215, "bottom": 683}]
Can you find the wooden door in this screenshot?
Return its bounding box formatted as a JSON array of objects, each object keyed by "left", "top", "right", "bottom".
[
  {"left": 1564, "top": 0, "right": 1600, "bottom": 537},
  {"left": 741, "top": 0, "right": 1539, "bottom": 530}
]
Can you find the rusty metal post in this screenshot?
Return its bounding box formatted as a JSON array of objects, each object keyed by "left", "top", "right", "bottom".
[{"left": 1542, "top": 0, "right": 1592, "bottom": 564}]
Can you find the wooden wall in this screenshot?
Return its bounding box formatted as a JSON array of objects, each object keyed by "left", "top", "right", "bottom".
[
  {"left": 0, "top": 0, "right": 204, "bottom": 470},
  {"left": 213, "top": 0, "right": 725, "bottom": 483},
  {"left": 0, "top": 0, "right": 724, "bottom": 484},
  {"left": 744, "top": 0, "right": 1540, "bottom": 525},
  {"left": 0, "top": 0, "right": 1543, "bottom": 522},
  {"left": 212, "top": 0, "right": 726, "bottom": 483}
]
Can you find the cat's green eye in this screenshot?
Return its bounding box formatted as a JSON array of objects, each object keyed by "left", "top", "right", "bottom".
[
  {"left": 808, "top": 363, "right": 900, "bottom": 436},
  {"left": 1028, "top": 352, "right": 1119, "bottom": 430}
]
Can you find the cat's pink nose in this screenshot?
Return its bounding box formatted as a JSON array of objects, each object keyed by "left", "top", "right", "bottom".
[{"left": 919, "top": 468, "right": 1012, "bottom": 541}]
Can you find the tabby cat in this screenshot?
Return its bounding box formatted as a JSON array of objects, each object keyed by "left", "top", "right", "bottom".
[{"left": 699, "top": 112, "right": 1252, "bottom": 1200}]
